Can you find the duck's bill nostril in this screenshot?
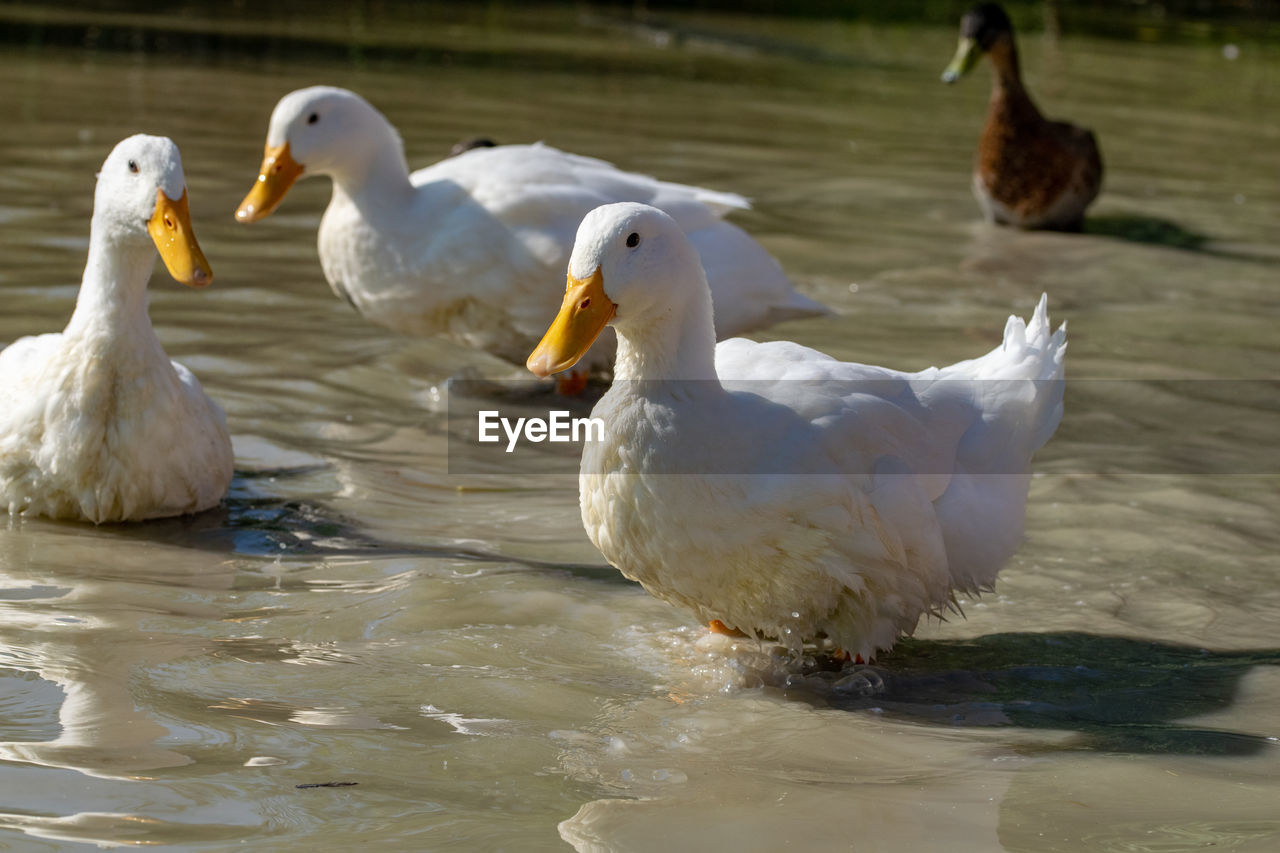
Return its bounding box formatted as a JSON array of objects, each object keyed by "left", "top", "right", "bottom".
[
  {"left": 148, "top": 188, "right": 213, "bottom": 288},
  {"left": 525, "top": 267, "right": 614, "bottom": 378},
  {"left": 236, "top": 141, "right": 304, "bottom": 224}
]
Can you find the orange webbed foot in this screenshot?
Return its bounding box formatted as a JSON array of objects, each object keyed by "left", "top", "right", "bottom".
[
  {"left": 708, "top": 619, "right": 749, "bottom": 638},
  {"left": 832, "top": 649, "right": 868, "bottom": 665}
]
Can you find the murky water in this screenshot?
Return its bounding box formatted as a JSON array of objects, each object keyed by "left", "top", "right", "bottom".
[{"left": 2, "top": 4, "right": 1278, "bottom": 850}]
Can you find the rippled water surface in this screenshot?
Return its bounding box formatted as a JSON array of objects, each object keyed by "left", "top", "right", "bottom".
[{"left": 1, "top": 3, "right": 1279, "bottom": 850}]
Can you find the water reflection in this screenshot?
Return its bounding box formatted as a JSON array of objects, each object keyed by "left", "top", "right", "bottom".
[
  {"left": 561, "top": 735, "right": 1013, "bottom": 852},
  {"left": 0, "top": 810, "right": 250, "bottom": 849},
  {"left": 87, "top": 469, "right": 620, "bottom": 583},
  {"left": 0, "top": 544, "right": 222, "bottom": 779},
  {"left": 557, "top": 624, "right": 1280, "bottom": 850}
]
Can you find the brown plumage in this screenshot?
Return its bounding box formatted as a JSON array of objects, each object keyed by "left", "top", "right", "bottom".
[{"left": 944, "top": 3, "right": 1103, "bottom": 230}]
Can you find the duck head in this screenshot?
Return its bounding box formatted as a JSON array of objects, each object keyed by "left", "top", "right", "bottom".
[
  {"left": 235, "top": 86, "right": 403, "bottom": 223},
  {"left": 942, "top": 3, "right": 1014, "bottom": 83},
  {"left": 97, "top": 134, "right": 212, "bottom": 287},
  {"left": 527, "top": 203, "right": 705, "bottom": 377}
]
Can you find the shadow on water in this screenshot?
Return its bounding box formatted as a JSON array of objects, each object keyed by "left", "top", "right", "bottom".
[
  {"left": 91, "top": 467, "right": 622, "bottom": 582},
  {"left": 1085, "top": 214, "right": 1209, "bottom": 250},
  {"left": 811, "top": 632, "right": 1280, "bottom": 756},
  {"left": 1085, "top": 214, "right": 1280, "bottom": 264}
]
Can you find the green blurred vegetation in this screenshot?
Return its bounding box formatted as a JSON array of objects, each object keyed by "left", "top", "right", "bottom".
[{"left": 0, "top": 0, "right": 1274, "bottom": 66}]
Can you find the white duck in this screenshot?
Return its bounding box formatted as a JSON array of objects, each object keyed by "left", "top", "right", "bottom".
[
  {"left": 0, "top": 135, "right": 233, "bottom": 523},
  {"left": 528, "top": 203, "right": 1066, "bottom": 660},
  {"left": 235, "top": 86, "right": 826, "bottom": 375}
]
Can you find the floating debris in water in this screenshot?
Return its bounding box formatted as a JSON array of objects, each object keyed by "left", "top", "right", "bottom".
[{"left": 295, "top": 781, "right": 359, "bottom": 789}]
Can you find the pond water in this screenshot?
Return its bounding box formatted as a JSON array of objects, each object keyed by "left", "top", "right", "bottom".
[{"left": 1, "top": 3, "right": 1278, "bottom": 850}]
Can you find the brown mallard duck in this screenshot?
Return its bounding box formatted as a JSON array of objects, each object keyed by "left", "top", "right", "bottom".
[{"left": 942, "top": 3, "right": 1103, "bottom": 230}]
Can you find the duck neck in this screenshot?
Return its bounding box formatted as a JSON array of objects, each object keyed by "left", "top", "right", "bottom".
[
  {"left": 613, "top": 282, "right": 720, "bottom": 386},
  {"left": 986, "top": 34, "right": 1043, "bottom": 123},
  {"left": 327, "top": 132, "right": 416, "bottom": 223},
  {"left": 986, "top": 34, "right": 1025, "bottom": 93},
  {"left": 65, "top": 222, "right": 160, "bottom": 344}
]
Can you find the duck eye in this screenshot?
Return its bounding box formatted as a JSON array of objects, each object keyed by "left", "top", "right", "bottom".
[
  {"left": 625, "top": 232, "right": 640, "bottom": 248},
  {"left": 127, "top": 159, "right": 139, "bottom": 174},
  {"left": 307, "top": 112, "right": 319, "bottom": 125}
]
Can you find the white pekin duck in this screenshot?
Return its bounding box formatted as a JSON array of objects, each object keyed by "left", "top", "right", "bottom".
[
  {"left": 234, "top": 86, "right": 827, "bottom": 374},
  {"left": 0, "top": 135, "right": 233, "bottom": 523},
  {"left": 527, "top": 203, "right": 1066, "bottom": 660}
]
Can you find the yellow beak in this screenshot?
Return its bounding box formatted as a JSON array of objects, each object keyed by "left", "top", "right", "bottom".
[
  {"left": 235, "top": 141, "right": 304, "bottom": 223},
  {"left": 941, "top": 36, "right": 982, "bottom": 83},
  {"left": 527, "top": 267, "right": 616, "bottom": 378},
  {"left": 147, "top": 188, "right": 212, "bottom": 288}
]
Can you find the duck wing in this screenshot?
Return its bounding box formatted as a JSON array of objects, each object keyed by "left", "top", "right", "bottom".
[
  {"left": 415, "top": 144, "right": 824, "bottom": 343},
  {"left": 715, "top": 295, "right": 1066, "bottom": 595},
  {"left": 0, "top": 333, "right": 62, "bottom": 414}
]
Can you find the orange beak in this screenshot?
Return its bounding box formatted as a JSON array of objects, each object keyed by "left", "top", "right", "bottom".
[
  {"left": 235, "top": 141, "right": 304, "bottom": 223},
  {"left": 527, "top": 267, "right": 616, "bottom": 378},
  {"left": 147, "top": 188, "right": 212, "bottom": 288}
]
